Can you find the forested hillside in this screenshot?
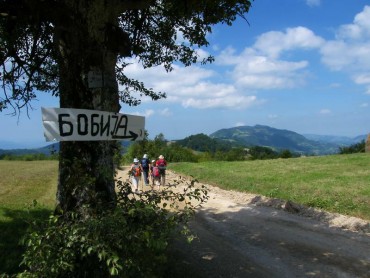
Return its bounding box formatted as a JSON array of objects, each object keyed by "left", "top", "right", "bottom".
[{"left": 210, "top": 125, "right": 341, "bottom": 155}]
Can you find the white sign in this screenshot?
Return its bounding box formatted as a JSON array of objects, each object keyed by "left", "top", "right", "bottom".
[{"left": 42, "top": 107, "right": 145, "bottom": 142}]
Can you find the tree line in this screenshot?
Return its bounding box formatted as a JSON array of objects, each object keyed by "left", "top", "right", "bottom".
[
  {"left": 123, "top": 132, "right": 367, "bottom": 163},
  {"left": 1, "top": 135, "right": 365, "bottom": 162},
  {"left": 338, "top": 140, "right": 366, "bottom": 154},
  {"left": 123, "top": 133, "right": 302, "bottom": 163}
]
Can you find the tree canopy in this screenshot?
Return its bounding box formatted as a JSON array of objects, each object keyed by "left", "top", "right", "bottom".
[{"left": 1, "top": 0, "right": 252, "bottom": 114}]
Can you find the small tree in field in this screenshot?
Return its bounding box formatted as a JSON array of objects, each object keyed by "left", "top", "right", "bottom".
[{"left": 0, "top": 0, "right": 253, "bottom": 214}]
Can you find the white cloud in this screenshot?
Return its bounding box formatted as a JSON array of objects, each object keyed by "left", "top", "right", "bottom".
[
  {"left": 217, "top": 27, "right": 321, "bottom": 90},
  {"left": 353, "top": 74, "right": 370, "bottom": 85},
  {"left": 196, "top": 48, "right": 211, "bottom": 61},
  {"left": 306, "top": 0, "right": 321, "bottom": 7},
  {"left": 144, "top": 110, "right": 155, "bottom": 117},
  {"left": 336, "top": 6, "right": 370, "bottom": 41},
  {"left": 360, "top": 103, "right": 368, "bottom": 108},
  {"left": 124, "top": 60, "right": 214, "bottom": 91},
  {"left": 159, "top": 108, "right": 172, "bottom": 116},
  {"left": 320, "top": 5, "right": 370, "bottom": 89},
  {"left": 123, "top": 58, "right": 259, "bottom": 110},
  {"left": 310, "top": 5, "right": 370, "bottom": 99},
  {"left": 329, "top": 83, "right": 341, "bottom": 88},
  {"left": 321, "top": 41, "right": 370, "bottom": 72},
  {"left": 182, "top": 95, "right": 257, "bottom": 109},
  {"left": 126, "top": 108, "right": 171, "bottom": 119},
  {"left": 319, "top": 109, "right": 331, "bottom": 115},
  {"left": 234, "top": 122, "right": 246, "bottom": 127},
  {"left": 232, "top": 55, "right": 308, "bottom": 89},
  {"left": 127, "top": 109, "right": 155, "bottom": 118},
  {"left": 217, "top": 47, "right": 240, "bottom": 65},
  {"left": 254, "top": 27, "right": 324, "bottom": 58}
]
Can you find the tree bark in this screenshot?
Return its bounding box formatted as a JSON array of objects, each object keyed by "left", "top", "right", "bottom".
[{"left": 54, "top": 0, "right": 126, "bottom": 214}]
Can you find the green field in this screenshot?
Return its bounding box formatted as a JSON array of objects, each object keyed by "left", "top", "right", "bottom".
[
  {"left": 1, "top": 155, "right": 369, "bottom": 274},
  {"left": 0, "top": 160, "right": 58, "bottom": 275},
  {"left": 171, "top": 153, "right": 370, "bottom": 221}
]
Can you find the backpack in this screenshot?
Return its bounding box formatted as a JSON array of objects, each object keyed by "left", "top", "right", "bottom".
[
  {"left": 132, "top": 164, "right": 141, "bottom": 177},
  {"left": 158, "top": 160, "right": 166, "bottom": 174},
  {"left": 141, "top": 158, "right": 149, "bottom": 169},
  {"left": 152, "top": 166, "right": 160, "bottom": 177}
]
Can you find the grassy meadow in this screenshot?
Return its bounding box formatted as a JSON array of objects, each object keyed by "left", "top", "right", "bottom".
[
  {"left": 0, "top": 160, "right": 58, "bottom": 275},
  {"left": 171, "top": 153, "right": 370, "bottom": 221},
  {"left": 0, "top": 154, "right": 369, "bottom": 274}
]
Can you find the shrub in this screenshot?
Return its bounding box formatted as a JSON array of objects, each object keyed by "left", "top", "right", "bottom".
[
  {"left": 339, "top": 140, "right": 365, "bottom": 154},
  {"left": 279, "top": 149, "right": 293, "bottom": 159},
  {"left": 249, "top": 146, "right": 279, "bottom": 160},
  {"left": 18, "top": 178, "right": 208, "bottom": 277}
]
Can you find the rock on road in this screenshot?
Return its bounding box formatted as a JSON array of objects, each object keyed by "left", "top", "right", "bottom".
[{"left": 162, "top": 171, "right": 370, "bottom": 278}]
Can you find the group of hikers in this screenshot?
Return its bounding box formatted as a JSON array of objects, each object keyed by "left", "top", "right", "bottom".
[{"left": 129, "top": 154, "right": 168, "bottom": 193}]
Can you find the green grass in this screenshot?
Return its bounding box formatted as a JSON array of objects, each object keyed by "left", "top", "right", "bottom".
[
  {"left": 1, "top": 155, "right": 369, "bottom": 274},
  {"left": 170, "top": 153, "right": 370, "bottom": 221},
  {"left": 0, "top": 160, "right": 58, "bottom": 275}
]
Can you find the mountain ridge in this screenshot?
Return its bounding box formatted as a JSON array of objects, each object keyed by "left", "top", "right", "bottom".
[{"left": 209, "top": 125, "right": 367, "bottom": 155}]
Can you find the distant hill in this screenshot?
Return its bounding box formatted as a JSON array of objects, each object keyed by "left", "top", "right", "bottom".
[
  {"left": 0, "top": 141, "right": 132, "bottom": 157},
  {"left": 175, "top": 133, "right": 240, "bottom": 152},
  {"left": 209, "top": 125, "right": 344, "bottom": 155},
  {"left": 303, "top": 134, "right": 367, "bottom": 145},
  {"left": 0, "top": 143, "right": 59, "bottom": 156}
]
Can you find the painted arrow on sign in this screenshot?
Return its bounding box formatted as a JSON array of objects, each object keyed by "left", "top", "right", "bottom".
[
  {"left": 42, "top": 107, "right": 145, "bottom": 142},
  {"left": 112, "top": 130, "right": 140, "bottom": 140}
]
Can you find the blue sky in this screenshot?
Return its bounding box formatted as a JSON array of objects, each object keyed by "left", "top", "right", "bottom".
[{"left": 1, "top": 0, "right": 370, "bottom": 148}]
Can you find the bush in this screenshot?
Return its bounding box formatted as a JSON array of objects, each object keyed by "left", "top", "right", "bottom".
[
  {"left": 339, "top": 140, "right": 365, "bottom": 154},
  {"left": 279, "top": 149, "right": 293, "bottom": 159},
  {"left": 18, "top": 178, "right": 208, "bottom": 277},
  {"left": 249, "top": 146, "right": 279, "bottom": 160}
]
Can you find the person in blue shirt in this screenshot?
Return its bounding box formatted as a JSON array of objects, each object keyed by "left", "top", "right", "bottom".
[{"left": 140, "top": 154, "right": 151, "bottom": 187}]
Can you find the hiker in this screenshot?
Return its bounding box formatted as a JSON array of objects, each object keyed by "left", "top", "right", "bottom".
[
  {"left": 156, "top": 155, "right": 167, "bottom": 187},
  {"left": 151, "top": 159, "right": 161, "bottom": 190},
  {"left": 130, "top": 158, "right": 142, "bottom": 193},
  {"left": 140, "top": 154, "right": 151, "bottom": 187}
]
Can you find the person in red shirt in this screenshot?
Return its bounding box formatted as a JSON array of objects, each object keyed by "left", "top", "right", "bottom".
[
  {"left": 150, "top": 159, "right": 160, "bottom": 189},
  {"left": 156, "top": 155, "right": 167, "bottom": 188}
]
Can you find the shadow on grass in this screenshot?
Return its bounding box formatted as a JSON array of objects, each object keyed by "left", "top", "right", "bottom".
[{"left": 0, "top": 207, "right": 52, "bottom": 275}]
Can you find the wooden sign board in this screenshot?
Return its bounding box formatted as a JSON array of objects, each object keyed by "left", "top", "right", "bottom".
[{"left": 42, "top": 107, "right": 145, "bottom": 142}]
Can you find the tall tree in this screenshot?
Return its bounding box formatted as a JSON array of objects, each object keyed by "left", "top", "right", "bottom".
[{"left": 0, "top": 0, "right": 253, "bottom": 214}]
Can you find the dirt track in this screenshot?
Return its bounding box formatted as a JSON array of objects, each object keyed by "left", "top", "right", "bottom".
[{"left": 118, "top": 169, "right": 370, "bottom": 277}]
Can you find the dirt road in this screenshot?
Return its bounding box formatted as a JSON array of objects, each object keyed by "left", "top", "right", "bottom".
[{"left": 119, "top": 169, "right": 370, "bottom": 277}]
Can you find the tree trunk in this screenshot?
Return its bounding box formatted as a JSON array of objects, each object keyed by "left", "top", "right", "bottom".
[{"left": 54, "top": 0, "right": 124, "bottom": 214}]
